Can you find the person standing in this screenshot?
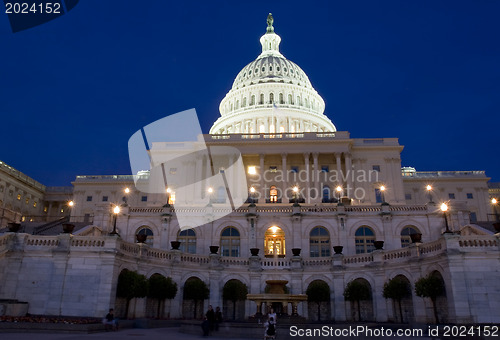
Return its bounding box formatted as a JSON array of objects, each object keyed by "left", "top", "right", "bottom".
[
  {"left": 206, "top": 305, "right": 215, "bottom": 334},
  {"left": 214, "top": 306, "right": 223, "bottom": 331}
]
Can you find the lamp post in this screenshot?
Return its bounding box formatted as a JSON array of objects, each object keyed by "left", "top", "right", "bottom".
[
  {"left": 491, "top": 198, "right": 499, "bottom": 222},
  {"left": 207, "top": 187, "right": 214, "bottom": 205},
  {"left": 336, "top": 185, "right": 343, "bottom": 203},
  {"left": 166, "top": 187, "right": 171, "bottom": 206},
  {"left": 110, "top": 205, "right": 120, "bottom": 235},
  {"left": 292, "top": 186, "right": 300, "bottom": 205},
  {"left": 380, "top": 185, "right": 386, "bottom": 204},
  {"left": 67, "top": 200, "right": 74, "bottom": 221},
  {"left": 426, "top": 185, "right": 433, "bottom": 203},
  {"left": 440, "top": 203, "right": 452, "bottom": 234},
  {"left": 123, "top": 187, "right": 130, "bottom": 205},
  {"left": 249, "top": 186, "right": 256, "bottom": 204}
]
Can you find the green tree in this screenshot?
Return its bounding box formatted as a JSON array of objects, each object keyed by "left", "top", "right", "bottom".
[
  {"left": 343, "top": 280, "right": 371, "bottom": 322},
  {"left": 116, "top": 270, "right": 149, "bottom": 318},
  {"left": 415, "top": 274, "right": 445, "bottom": 324},
  {"left": 222, "top": 280, "right": 248, "bottom": 320},
  {"left": 148, "top": 274, "right": 178, "bottom": 318},
  {"left": 306, "top": 280, "right": 330, "bottom": 321},
  {"left": 383, "top": 276, "right": 411, "bottom": 323},
  {"left": 183, "top": 278, "right": 209, "bottom": 319}
]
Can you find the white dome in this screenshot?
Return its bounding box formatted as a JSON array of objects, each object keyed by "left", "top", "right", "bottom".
[{"left": 210, "top": 14, "right": 336, "bottom": 135}]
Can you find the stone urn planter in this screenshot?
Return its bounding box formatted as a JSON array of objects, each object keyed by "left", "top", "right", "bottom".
[
  {"left": 136, "top": 234, "right": 147, "bottom": 243},
  {"left": 291, "top": 248, "right": 301, "bottom": 256},
  {"left": 209, "top": 246, "right": 219, "bottom": 254},
  {"left": 410, "top": 233, "right": 422, "bottom": 243},
  {"left": 250, "top": 248, "right": 260, "bottom": 256},
  {"left": 62, "top": 223, "right": 75, "bottom": 234},
  {"left": 374, "top": 241, "right": 384, "bottom": 250},
  {"left": 333, "top": 246, "right": 343, "bottom": 255},
  {"left": 7, "top": 222, "right": 21, "bottom": 232},
  {"left": 170, "top": 241, "right": 181, "bottom": 250}
]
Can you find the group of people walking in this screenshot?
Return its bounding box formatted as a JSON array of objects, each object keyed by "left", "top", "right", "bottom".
[{"left": 202, "top": 305, "right": 223, "bottom": 336}]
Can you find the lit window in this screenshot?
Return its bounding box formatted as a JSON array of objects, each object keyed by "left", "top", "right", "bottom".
[
  {"left": 221, "top": 227, "right": 240, "bottom": 257},
  {"left": 33, "top": 201, "right": 37, "bottom": 207},
  {"left": 269, "top": 166, "right": 278, "bottom": 173},
  {"left": 178, "top": 229, "right": 196, "bottom": 254},
  {"left": 248, "top": 166, "right": 257, "bottom": 175},
  {"left": 355, "top": 227, "right": 375, "bottom": 254},
  {"left": 269, "top": 185, "right": 278, "bottom": 202},
  {"left": 168, "top": 191, "right": 176, "bottom": 205},
  {"left": 448, "top": 193, "right": 455, "bottom": 199},
  {"left": 17, "top": 194, "right": 21, "bottom": 200},
  {"left": 466, "top": 193, "right": 473, "bottom": 199},
  {"left": 265, "top": 226, "right": 285, "bottom": 256},
  {"left": 141, "top": 196, "right": 148, "bottom": 202},
  {"left": 102, "top": 196, "right": 108, "bottom": 202},
  {"left": 372, "top": 165, "right": 381, "bottom": 172},
  {"left": 43, "top": 206, "right": 48, "bottom": 213},
  {"left": 25, "top": 198, "right": 29, "bottom": 204},
  {"left": 310, "top": 227, "right": 330, "bottom": 257},
  {"left": 401, "top": 226, "right": 420, "bottom": 248},
  {"left": 86, "top": 196, "right": 92, "bottom": 202}
]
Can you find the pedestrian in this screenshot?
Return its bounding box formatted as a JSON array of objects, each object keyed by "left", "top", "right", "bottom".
[
  {"left": 103, "top": 308, "right": 118, "bottom": 331},
  {"left": 201, "top": 316, "right": 210, "bottom": 336},
  {"left": 206, "top": 305, "right": 215, "bottom": 334},
  {"left": 214, "top": 306, "right": 223, "bottom": 331}
]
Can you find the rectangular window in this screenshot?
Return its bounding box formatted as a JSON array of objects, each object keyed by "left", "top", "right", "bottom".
[
  {"left": 25, "top": 198, "right": 29, "bottom": 204},
  {"left": 102, "top": 196, "right": 108, "bottom": 202},
  {"left": 269, "top": 166, "right": 278, "bottom": 173},
  {"left": 86, "top": 196, "right": 92, "bottom": 201},
  {"left": 43, "top": 206, "right": 48, "bottom": 213},
  {"left": 169, "top": 168, "right": 177, "bottom": 175},
  {"left": 466, "top": 193, "right": 474, "bottom": 199},
  {"left": 33, "top": 201, "right": 37, "bottom": 207},
  {"left": 9, "top": 190, "right": 13, "bottom": 196},
  {"left": 469, "top": 212, "right": 477, "bottom": 222},
  {"left": 321, "top": 165, "right": 329, "bottom": 173},
  {"left": 141, "top": 195, "right": 148, "bottom": 202},
  {"left": 291, "top": 166, "right": 299, "bottom": 173},
  {"left": 372, "top": 165, "right": 381, "bottom": 172},
  {"left": 375, "top": 189, "right": 383, "bottom": 203},
  {"left": 448, "top": 193, "right": 456, "bottom": 199},
  {"left": 17, "top": 194, "right": 21, "bottom": 200},
  {"left": 405, "top": 193, "right": 412, "bottom": 200}
]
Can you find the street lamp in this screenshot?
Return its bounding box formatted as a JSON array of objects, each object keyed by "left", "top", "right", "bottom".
[
  {"left": 207, "top": 187, "right": 214, "bottom": 205},
  {"left": 426, "top": 185, "right": 433, "bottom": 203},
  {"left": 335, "top": 185, "right": 343, "bottom": 202},
  {"left": 67, "top": 200, "right": 74, "bottom": 220},
  {"left": 249, "top": 186, "right": 256, "bottom": 204},
  {"left": 292, "top": 186, "right": 299, "bottom": 205},
  {"left": 110, "top": 205, "right": 120, "bottom": 235},
  {"left": 122, "top": 187, "right": 130, "bottom": 205},
  {"left": 440, "top": 203, "right": 452, "bottom": 234},
  {"left": 380, "top": 185, "right": 386, "bottom": 204},
  {"left": 492, "top": 198, "right": 500, "bottom": 233}
]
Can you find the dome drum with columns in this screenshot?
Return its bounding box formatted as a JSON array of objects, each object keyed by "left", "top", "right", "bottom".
[{"left": 210, "top": 14, "right": 336, "bottom": 135}]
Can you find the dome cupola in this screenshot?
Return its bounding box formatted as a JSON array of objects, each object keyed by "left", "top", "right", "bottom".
[{"left": 210, "top": 14, "right": 336, "bottom": 135}]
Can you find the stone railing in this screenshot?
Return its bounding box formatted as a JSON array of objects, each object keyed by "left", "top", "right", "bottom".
[
  {"left": 390, "top": 205, "right": 428, "bottom": 212},
  {"left": 219, "top": 257, "right": 250, "bottom": 266},
  {"left": 383, "top": 248, "right": 412, "bottom": 261},
  {"left": 25, "top": 236, "right": 60, "bottom": 248},
  {"left": 457, "top": 236, "right": 498, "bottom": 248},
  {"left": 129, "top": 208, "right": 163, "bottom": 213},
  {"left": 71, "top": 237, "right": 106, "bottom": 248},
  {"left": 303, "top": 258, "right": 333, "bottom": 266},
  {"left": 418, "top": 238, "right": 444, "bottom": 255},
  {"left": 260, "top": 259, "right": 291, "bottom": 268},
  {"left": 342, "top": 253, "right": 374, "bottom": 265}
]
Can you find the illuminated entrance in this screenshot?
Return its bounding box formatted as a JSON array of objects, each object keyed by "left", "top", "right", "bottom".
[{"left": 265, "top": 226, "right": 285, "bottom": 257}]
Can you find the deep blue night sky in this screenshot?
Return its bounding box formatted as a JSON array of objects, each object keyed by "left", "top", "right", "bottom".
[{"left": 1, "top": 1, "right": 499, "bottom": 186}]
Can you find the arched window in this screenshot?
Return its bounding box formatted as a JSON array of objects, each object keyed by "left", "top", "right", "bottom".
[
  {"left": 279, "top": 93, "right": 284, "bottom": 104},
  {"left": 178, "top": 229, "right": 196, "bottom": 254},
  {"left": 250, "top": 95, "right": 255, "bottom": 105},
  {"left": 269, "top": 93, "right": 274, "bottom": 104},
  {"left": 288, "top": 94, "right": 293, "bottom": 104},
  {"left": 322, "top": 185, "right": 330, "bottom": 202},
  {"left": 259, "top": 124, "right": 265, "bottom": 133},
  {"left": 259, "top": 93, "right": 264, "bottom": 105},
  {"left": 221, "top": 227, "right": 240, "bottom": 257},
  {"left": 136, "top": 226, "right": 153, "bottom": 246},
  {"left": 265, "top": 226, "right": 285, "bottom": 256},
  {"left": 297, "top": 96, "right": 301, "bottom": 106},
  {"left": 304, "top": 98, "right": 309, "bottom": 108},
  {"left": 242, "top": 97, "right": 247, "bottom": 107},
  {"left": 269, "top": 185, "right": 278, "bottom": 203},
  {"left": 236, "top": 100, "right": 239, "bottom": 109},
  {"left": 310, "top": 226, "right": 330, "bottom": 257},
  {"left": 355, "top": 226, "right": 375, "bottom": 254},
  {"left": 400, "top": 226, "right": 420, "bottom": 248}
]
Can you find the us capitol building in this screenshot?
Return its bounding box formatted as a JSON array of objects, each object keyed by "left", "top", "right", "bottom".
[{"left": 0, "top": 15, "right": 499, "bottom": 324}]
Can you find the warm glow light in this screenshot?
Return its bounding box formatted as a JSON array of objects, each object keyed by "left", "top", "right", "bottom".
[
  {"left": 270, "top": 226, "right": 279, "bottom": 234},
  {"left": 207, "top": 187, "right": 214, "bottom": 194},
  {"left": 249, "top": 187, "right": 256, "bottom": 193},
  {"left": 124, "top": 187, "right": 130, "bottom": 194},
  {"left": 426, "top": 185, "right": 432, "bottom": 191},
  {"left": 113, "top": 206, "right": 120, "bottom": 214},
  {"left": 336, "top": 186, "right": 342, "bottom": 192},
  {"left": 248, "top": 166, "right": 257, "bottom": 175},
  {"left": 68, "top": 201, "right": 74, "bottom": 207},
  {"left": 380, "top": 185, "right": 386, "bottom": 191},
  {"left": 166, "top": 187, "right": 172, "bottom": 193},
  {"left": 292, "top": 186, "right": 299, "bottom": 193},
  {"left": 440, "top": 203, "right": 448, "bottom": 212},
  {"left": 492, "top": 198, "right": 498, "bottom": 205}
]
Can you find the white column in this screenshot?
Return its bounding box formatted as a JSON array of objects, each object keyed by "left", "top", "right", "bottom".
[
  {"left": 313, "top": 152, "right": 319, "bottom": 202},
  {"left": 260, "top": 154, "right": 265, "bottom": 202},
  {"left": 281, "top": 153, "right": 288, "bottom": 201},
  {"left": 335, "top": 153, "right": 343, "bottom": 188},
  {"left": 345, "top": 153, "right": 353, "bottom": 196},
  {"left": 303, "top": 153, "right": 310, "bottom": 203}
]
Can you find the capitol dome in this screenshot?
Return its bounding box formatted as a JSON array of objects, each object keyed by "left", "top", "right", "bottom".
[{"left": 210, "top": 14, "right": 336, "bottom": 135}]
